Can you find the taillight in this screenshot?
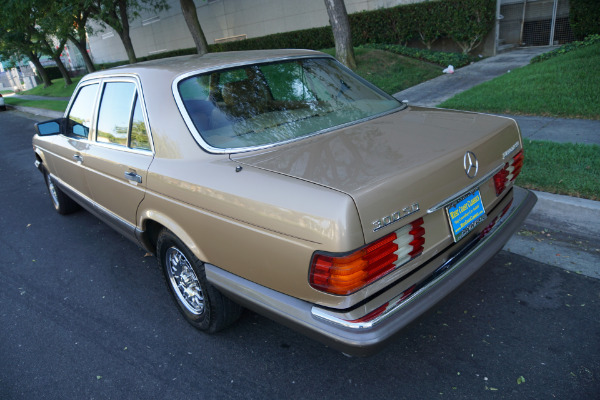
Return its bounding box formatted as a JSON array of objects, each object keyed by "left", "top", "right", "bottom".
[
  {"left": 494, "top": 150, "right": 524, "bottom": 195},
  {"left": 310, "top": 218, "right": 425, "bottom": 295}
]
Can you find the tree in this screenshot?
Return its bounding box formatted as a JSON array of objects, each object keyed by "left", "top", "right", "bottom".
[
  {"left": 0, "top": 0, "right": 56, "bottom": 87},
  {"left": 323, "top": 0, "right": 356, "bottom": 69},
  {"left": 36, "top": 1, "right": 76, "bottom": 85},
  {"left": 90, "top": 0, "right": 169, "bottom": 64},
  {"left": 0, "top": 29, "right": 53, "bottom": 88},
  {"left": 179, "top": 0, "right": 209, "bottom": 55},
  {"left": 61, "top": 0, "right": 97, "bottom": 73},
  {"left": 39, "top": 37, "right": 73, "bottom": 86},
  {"left": 444, "top": 0, "right": 495, "bottom": 54}
]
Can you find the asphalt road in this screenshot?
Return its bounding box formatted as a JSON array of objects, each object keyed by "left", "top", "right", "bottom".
[{"left": 1, "top": 110, "right": 598, "bottom": 399}]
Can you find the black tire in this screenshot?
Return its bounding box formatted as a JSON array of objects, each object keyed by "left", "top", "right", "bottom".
[
  {"left": 157, "top": 229, "right": 242, "bottom": 333},
  {"left": 44, "top": 172, "right": 80, "bottom": 215}
]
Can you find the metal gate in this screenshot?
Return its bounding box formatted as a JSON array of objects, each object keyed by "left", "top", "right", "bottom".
[{"left": 497, "top": 0, "right": 575, "bottom": 50}]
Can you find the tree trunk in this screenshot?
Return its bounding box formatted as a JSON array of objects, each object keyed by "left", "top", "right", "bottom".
[
  {"left": 116, "top": 0, "right": 137, "bottom": 63},
  {"left": 69, "top": 25, "right": 96, "bottom": 73},
  {"left": 52, "top": 53, "right": 73, "bottom": 86},
  {"left": 69, "top": 36, "right": 96, "bottom": 73},
  {"left": 28, "top": 51, "right": 52, "bottom": 88},
  {"left": 323, "top": 0, "right": 356, "bottom": 69},
  {"left": 180, "top": 0, "right": 209, "bottom": 55},
  {"left": 46, "top": 38, "right": 73, "bottom": 86}
]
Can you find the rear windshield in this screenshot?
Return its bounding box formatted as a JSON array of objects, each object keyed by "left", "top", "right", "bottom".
[{"left": 177, "top": 57, "right": 401, "bottom": 151}]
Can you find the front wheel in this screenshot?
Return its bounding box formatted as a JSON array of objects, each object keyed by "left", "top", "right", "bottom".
[
  {"left": 157, "top": 229, "right": 242, "bottom": 333},
  {"left": 44, "top": 172, "right": 79, "bottom": 215}
]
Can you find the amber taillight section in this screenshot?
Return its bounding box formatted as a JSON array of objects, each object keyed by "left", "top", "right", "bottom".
[
  {"left": 310, "top": 218, "right": 425, "bottom": 295},
  {"left": 494, "top": 150, "right": 524, "bottom": 196}
]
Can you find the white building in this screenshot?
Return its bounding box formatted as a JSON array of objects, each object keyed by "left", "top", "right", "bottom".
[
  {"left": 87, "top": 0, "right": 418, "bottom": 63},
  {"left": 87, "top": 0, "right": 573, "bottom": 64}
]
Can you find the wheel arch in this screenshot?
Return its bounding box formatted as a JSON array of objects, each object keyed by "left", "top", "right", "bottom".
[
  {"left": 138, "top": 211, "right": 208, "bottom": 262},
  {"left": 33, "top": 147, "right": 48, "bottom": 173}
]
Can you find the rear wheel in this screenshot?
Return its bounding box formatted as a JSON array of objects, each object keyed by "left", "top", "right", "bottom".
[
  {"left": 44, "top": 172, "right": 79, "bottom": 215},
  {"left": 157, "top": 229, "right": 242, "bottom": 332}
]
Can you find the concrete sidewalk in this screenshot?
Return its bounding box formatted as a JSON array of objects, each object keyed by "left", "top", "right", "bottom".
[
  {"left": 508, "top": 115, "right": 600, "bottom": 146},
  {"left": 393, "top": 46, "right": 556, "bottom": 107}
]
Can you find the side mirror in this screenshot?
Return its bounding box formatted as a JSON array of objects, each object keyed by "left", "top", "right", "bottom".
[{"left": 35, "top": 118, "right": 65, "bottom": 136}]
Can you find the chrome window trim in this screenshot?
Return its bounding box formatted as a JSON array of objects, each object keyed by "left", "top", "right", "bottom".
[
  {"left": 171, "top": 55, "right": 405, "bottom": 154},
  {"left": 84, "top": 140, "right": 154, "bottom": 155}
]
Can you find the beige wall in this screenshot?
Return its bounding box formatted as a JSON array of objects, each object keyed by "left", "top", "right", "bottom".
[{"left": 87, "top": 0, "right": 420, "bottom": 63}]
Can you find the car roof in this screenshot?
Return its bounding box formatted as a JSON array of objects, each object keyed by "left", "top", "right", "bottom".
[{"left": 83, "top": 49, "right": 330, "bottom": 82}]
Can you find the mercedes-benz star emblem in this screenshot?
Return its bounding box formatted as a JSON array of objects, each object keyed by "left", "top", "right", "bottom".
[{"left": 463, "top": 151, "right": 478, "bottom": 179}]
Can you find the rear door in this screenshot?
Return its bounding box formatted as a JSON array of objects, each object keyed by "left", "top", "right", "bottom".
[{"left": 82, "top": 78, "right": 154, "bottom": 234}]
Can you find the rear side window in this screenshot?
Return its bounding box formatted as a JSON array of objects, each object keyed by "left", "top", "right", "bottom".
[
  {"left": 95, "top": 81, "right": 151, "bottom": 151},
  {"left": 131, "top": 97, "right": 150, "bottom": 150},
  {"left": 97, "top": 82, "right": 136, "bottom": 146},
  {"left": 67, "top": 84, "right": 99, "bottom": 138}
]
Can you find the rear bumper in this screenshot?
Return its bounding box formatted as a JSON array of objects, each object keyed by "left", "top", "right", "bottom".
[{"left": 206, "top": 186, "right": 537, "bottom": 356}]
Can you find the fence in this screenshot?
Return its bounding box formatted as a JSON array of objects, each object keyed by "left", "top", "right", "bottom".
[{"left": 498, "top": 0, "right": 575, "bottom": 49}]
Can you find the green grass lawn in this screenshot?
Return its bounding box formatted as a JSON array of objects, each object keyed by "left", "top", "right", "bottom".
[
  {"left": 321, "top": 47, "right": 441, "bottom": 94},
  {"left": 20, "top": 76, "right": 83, "bottom": 98},
  {"left": 439, "top": 43, "right": 600, "bottom": 120},
  {"left": 517, "top": 140, "right": 600, "bottom": 201},
  {"left": 4, "top": 97, "right": 69, "bottom": 112},
  {"left": 1, "top": 90, "right": 14, "bottom": 95}
]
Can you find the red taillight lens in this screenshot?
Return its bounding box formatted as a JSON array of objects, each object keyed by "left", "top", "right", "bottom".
[
  {"left": 310, "top": 218, "right": 426, "bottom": 295},
  {"left": 493, "top": 150, "right": 524, "bottom": 196}
]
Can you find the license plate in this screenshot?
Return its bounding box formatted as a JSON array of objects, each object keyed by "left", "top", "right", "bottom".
[{"left": 446, "top": 189, "right": 487, "bottom": 242}]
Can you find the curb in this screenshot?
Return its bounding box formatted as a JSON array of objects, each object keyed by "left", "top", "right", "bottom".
[
  {"left": 527, "top": 190, "right": 600, "bottom": 239},
  {"left": 9, "top": 105, "right": 63, "bottom": 119}
]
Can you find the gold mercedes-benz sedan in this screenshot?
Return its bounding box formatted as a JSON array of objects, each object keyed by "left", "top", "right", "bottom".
[{"left": 32, "top": 49, "right": 536, "bottom": 356}]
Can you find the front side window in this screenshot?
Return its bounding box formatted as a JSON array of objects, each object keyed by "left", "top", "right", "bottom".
[
  {"left": 177, "top": 57, "right": 401, "bottom": 151},
  {"left": 67, "top": 84, "right": 99, "bottom": 138}
]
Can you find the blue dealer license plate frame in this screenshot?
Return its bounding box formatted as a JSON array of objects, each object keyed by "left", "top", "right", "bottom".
[{"left": 446, "top": 189, "right": 487, "bottom": 242}]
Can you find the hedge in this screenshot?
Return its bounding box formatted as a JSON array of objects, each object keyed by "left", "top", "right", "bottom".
[
  {"left": 569, "top": 0, "right": 600, "bottom": 40},
  {"left": 37, "top": 66, "right": 62, "bottom": 81},
  {"left": 364, "top": 44, "right": 475, "bottom": 67},
  {"left": 210, "top": 0, "right": 495, "bottom": 55}
]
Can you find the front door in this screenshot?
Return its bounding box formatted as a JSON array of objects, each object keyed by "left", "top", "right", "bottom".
[{"left": 43, "top": 83, "right": 100, "bottom": 201}]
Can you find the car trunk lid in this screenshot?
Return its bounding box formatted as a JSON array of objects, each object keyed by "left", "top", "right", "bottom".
[{"left": 231, "top": 107, "right": 522, "bottom": 243}]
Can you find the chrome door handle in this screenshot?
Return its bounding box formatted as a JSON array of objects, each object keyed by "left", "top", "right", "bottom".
[
  {"left": 73, "top": 154, "right": 83, "bottom": 163},
  {"left": 124, "top": 171, "right": 142, "bottom": 183}
]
